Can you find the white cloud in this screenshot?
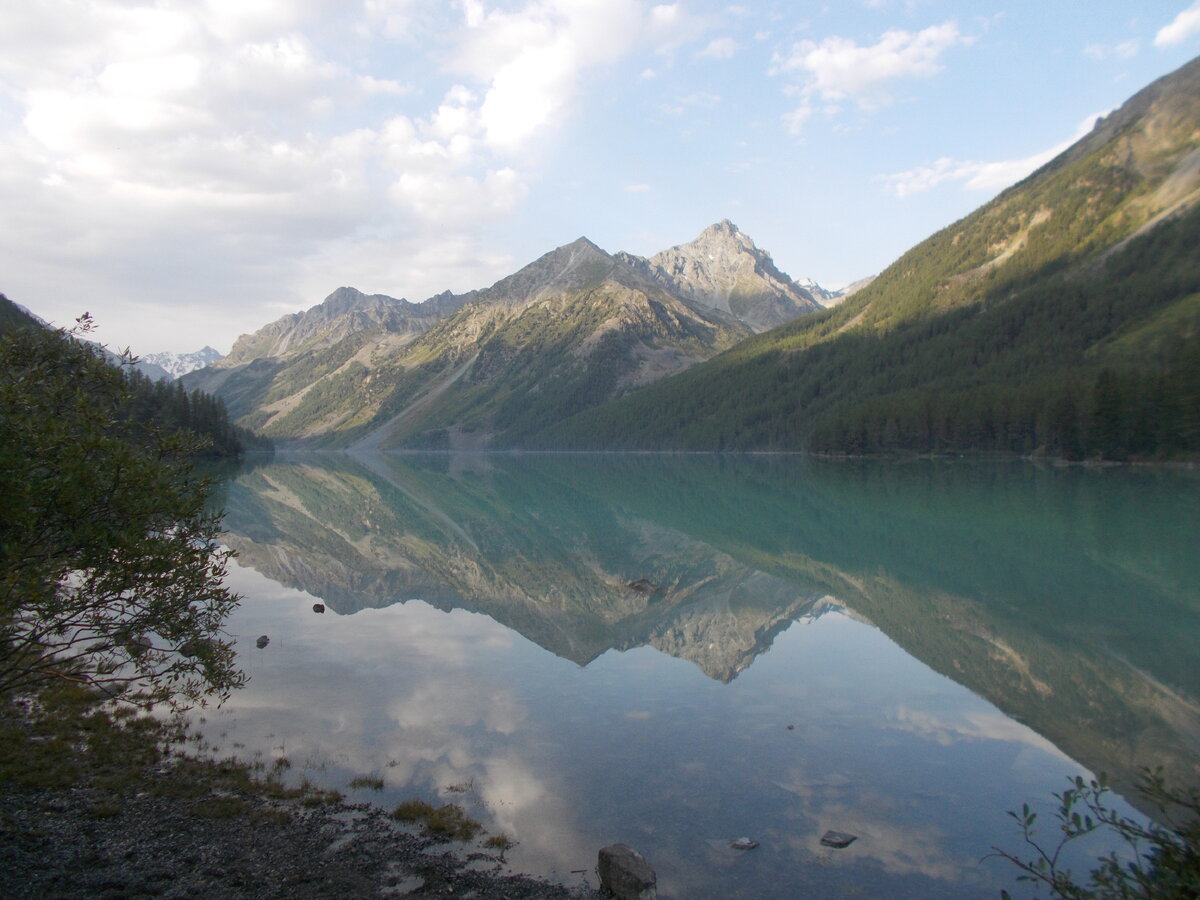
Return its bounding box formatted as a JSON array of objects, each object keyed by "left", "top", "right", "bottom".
[
  {"left": 1084, "top": 39, "right": 1140, "bottom": 60},
  {"left": 645, "top": 2, "right": 708, "bottom": 56},
  {"left": 451, "top": 0, "right": 643, "bottom": 151},
  {"left": 782, "top": 103, "right": 813, "bottom": 135},
  {"left": 358, "top": 74, "right": 412, "bottom": 95},
  {"left": 0, "top": 0, "right": 552, "bottom": 351},
  {"left": 880, "top": 113, "right": 1102, "bottom": 198},
  {"left": 1156, "top": 2, "right": 1200, "bottom": 46},
  {"left": 363, "top": 0, "right": 419, "bottom": 40},
  {"left": 389, "top": 166, "right": 526, "bottom": 225},
  {"left": 650, "top": 3, "right": 682, "bottom": 29},
  {"left": 698, "top": 37, "right": 738, "bottom": 59},
  {"left": 774, "top": 22, "right": 971, "bottom": 117},
  {"left": 660, "top": 91, "right": 721, "bottom": 116},
  {"left": 623, "top": 183, "right": 652, "bottom": 192}
]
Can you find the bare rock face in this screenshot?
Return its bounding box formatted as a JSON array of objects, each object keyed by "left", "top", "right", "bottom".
[
  {"left": 597, "top": 844, "right": 656, "bottom": 900},
  {"left": 218, "top": 287, "right": 459, "bottom": 366},
  {"left": 618, "top": 220, "right": 826, "bottom": 332}
]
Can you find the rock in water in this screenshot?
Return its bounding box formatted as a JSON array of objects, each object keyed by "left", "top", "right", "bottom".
[
  {"left": 598, "top": 843, "right": 656, "bottom": 900},
  {"left": 312, "top": 604, "right": 325, "bottom": 614},
  {"left": 820, "top": 830, "right": 857, "bottom": 849},
  {"left": 730, "top": 837, "right": 759, "bottom": 850},
  {"left": 256, "top": 635, "right": 270, "bottom": 649}
]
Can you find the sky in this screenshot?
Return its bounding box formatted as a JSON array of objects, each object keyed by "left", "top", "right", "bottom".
[{"left": 2, "top": 2, "right": 1200, "bottom": 354}]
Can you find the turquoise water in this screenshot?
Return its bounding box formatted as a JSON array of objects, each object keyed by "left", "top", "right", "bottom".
[{"left": 200, "top": 454, "right": 1200, "bottom": 898}]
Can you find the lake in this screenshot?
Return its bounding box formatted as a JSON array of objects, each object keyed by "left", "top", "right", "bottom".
[{"left": 200, "top": 453, "right": 1200, "bottom": 898}]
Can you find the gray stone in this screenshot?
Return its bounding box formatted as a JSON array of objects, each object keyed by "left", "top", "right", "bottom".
[
  {"left": 255, "top": 635, "right": 270, "bottom": 649},
  {"left": 597, "top": 843, "right": 656, "bottom": 900},
  {"left": 820, "top": 830, "right": 857, "bottom": 849},
  {"left": 730, "top": 837, "right": 758, "bottom": 850},
  {"left": 312, "top": 604, "right": 325, "bottom": 613}
]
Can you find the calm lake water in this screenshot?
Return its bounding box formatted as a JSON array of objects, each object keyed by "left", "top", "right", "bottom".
[{"left": 201, "top": 454, "right": 1200, "bottom": 899}]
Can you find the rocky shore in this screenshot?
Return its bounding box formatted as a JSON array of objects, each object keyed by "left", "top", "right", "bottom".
[
  {"left": 0, "top": 779, "right": 601, "bottom": 898},
  {"left": 0, "top": 691, "right": 602, "bottom": 899}
]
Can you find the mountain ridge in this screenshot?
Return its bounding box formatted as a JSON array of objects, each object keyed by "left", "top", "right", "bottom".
[
  {"left": 185, "top": 222, "right": 831, "bottom": 448},
  {"left": 143, "top": 346, "right": 224, "bottom": 379}
]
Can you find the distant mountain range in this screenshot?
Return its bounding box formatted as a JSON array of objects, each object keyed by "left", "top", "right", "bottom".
[
  {"left": 142, "top": 346, "right": 223, "bottom": 379},
  {"left": 187, "top": 55, "right": 1200, "bottom": 459},
  {"left": 184, "top": 221, "right": 834, "bottom": 449},
  {"left": 16, "top": 54, "right": 1200, "bottom": 459}
]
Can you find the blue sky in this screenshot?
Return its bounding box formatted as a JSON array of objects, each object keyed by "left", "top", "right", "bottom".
[{"left": 2, "top": 1, "right": 1199, "bottom": 353}]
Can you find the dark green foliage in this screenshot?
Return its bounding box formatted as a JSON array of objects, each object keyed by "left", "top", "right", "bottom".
[
  {"left": 122, "top": 368, "right": 269, "bottom": 457},
  {"left": 0, "top": 294, "right": 40, "bottom": 335},
  {"left": 0, "top": 294, "right": 263, "bottom": 457},
  {"left": 0, "top": 317, "right": 245, "bottom": 708},
  {"left": 994, "top": 770, "right": 1200, "bottom": 899}
]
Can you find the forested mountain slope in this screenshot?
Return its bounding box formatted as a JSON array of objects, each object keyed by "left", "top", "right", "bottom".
[
  {"left": 537, "top": 55, "right": 1200, "bottom": 459},
  {"left": 0, "top": 294, "right": 262, "bottom": 457}
]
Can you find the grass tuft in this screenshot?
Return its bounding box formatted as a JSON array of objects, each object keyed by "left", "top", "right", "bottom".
[
  {"left": 483, "top": 833, "right": 516, "bottom": 851},
  {"left": 392, "top": 799, "right": 436, "bottom": 822},
  {"left": 391, "top": 800, "right": 483, "bottom": 841}
]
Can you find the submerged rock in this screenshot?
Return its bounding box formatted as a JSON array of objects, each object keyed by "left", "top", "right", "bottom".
[
  {"left": 820, "top": 830, "right": 857, "bottom": 849},
  {"left": 598, "top": 843, "right": 656, "bottom": 899},
  {"left": 730, "top": 837, "right": 759, "bottom": 851}
]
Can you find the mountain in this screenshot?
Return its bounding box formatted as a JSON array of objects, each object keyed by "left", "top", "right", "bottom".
[
  {"left": 540, "top": 55, "right": 1200, "bottom": 459},
  {"left": 217, "top": 286, "right": 466, "bottom": 367},
  {"left": 0, "top": 295, "right": 176, "bottom": 381},
  {"left": 615, "top": 219, "right": 826, "bottom": 331},
  {"left": 142, "top": 346, "right": 224, "bottom": 379},
  {"left": 123, "top": 354, "right": 172, "bottom": 382},
  {"left": 0, "top": 293, "right": 45, "bottom": 335},
  {"left": 822, "top": 275, "right": 876, "bottom": 307},
  {"left": 187, "top": 226, "right": 821, "bottom": 449},
  {"left": 0, "top": 293, "right": 258, "bottom": 457}
]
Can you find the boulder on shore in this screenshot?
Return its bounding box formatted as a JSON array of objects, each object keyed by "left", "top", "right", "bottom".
[{"left": 597, "top": 843, "right": 656, "bottom": 900}]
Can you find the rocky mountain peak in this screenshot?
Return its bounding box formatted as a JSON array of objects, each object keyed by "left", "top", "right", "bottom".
[
  {"left": 698, "top": 217, "right": 746, "bottom": 242},
  {"left": 686, "top": 218, "right": 762, "bottom": 263},
  {"left": 472, "top": 236, "right": 621, "bottom": 306},
  {"left": 703, "top": 218, "right": 740, "bottom": 235},
  {"left": 312, "top": 286, "right": 411, "bottom": 321},
  {"left": 619, "top": 221, "right": 826, "bottom": 332},
  {"left": 220, "top": 286, "right": 423, "bottom": 366}
]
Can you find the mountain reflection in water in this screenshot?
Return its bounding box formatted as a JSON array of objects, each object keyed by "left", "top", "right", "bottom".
[{"left": 210, "top": 454, "right": 1200, "bottom": 899}]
